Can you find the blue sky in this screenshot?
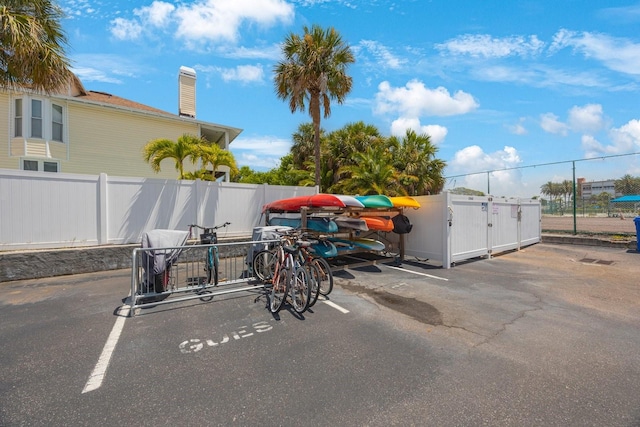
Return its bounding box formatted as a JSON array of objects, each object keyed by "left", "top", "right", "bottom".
[{"left": 58, "top": 0, "right": 640, "bottom": 197}]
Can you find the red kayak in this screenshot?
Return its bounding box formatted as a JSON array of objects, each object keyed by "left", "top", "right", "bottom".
[{"left": 262, "top": 194, "right": 347, "bottom": 213}]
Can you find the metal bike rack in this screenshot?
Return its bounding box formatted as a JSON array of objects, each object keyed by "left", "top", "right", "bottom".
[{"left": 130, "top": 239, "right": 278, "bottom": 316}]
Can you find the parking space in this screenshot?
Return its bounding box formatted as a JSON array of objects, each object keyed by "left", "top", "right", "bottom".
[{"left": 1, "top": 243, "right": 640, "bottom": 426}]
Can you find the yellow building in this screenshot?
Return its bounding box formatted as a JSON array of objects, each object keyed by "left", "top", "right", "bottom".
[{"left": 0, "top": 67, "right": 241, "bottom": 180}]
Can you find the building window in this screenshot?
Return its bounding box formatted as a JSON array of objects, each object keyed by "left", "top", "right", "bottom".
[
  {"left": 52, "top": 104, "right": 63, "bottom": 142},
  {"left": 23, "top": 160, "right": 38, "bottom": 171},
  {"left": 22, "top": 159, "right": 59, "bottom": 172},
  {"left": 43, "top": 161, "right": 58, "bottom": 172},
  {"left": 31, "top": 99, "right": 43, "bottom": 138},
  {"left": 14, "top": 99, "right": 23, "bottom": 137},
  {"left": 12, "top": 97, "right": 66, "bottom": 142}
]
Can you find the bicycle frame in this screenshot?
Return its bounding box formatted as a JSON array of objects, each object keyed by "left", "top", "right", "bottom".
[
  {"left": 188, "top": 222, "right": 230, "bottom": 287},
  {"left": 268, "top": 233, "right": 311, "bottom": 314}
]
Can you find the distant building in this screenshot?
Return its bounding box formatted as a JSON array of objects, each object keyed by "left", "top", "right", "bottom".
[{"left": 580, "top": 179, "right": 620, "bottom": 199}]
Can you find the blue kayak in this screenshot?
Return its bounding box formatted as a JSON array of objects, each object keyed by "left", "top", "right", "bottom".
[
  {"left": 328, "top": 237, "right": 386, "bottom": 252},
  {"left": 307, "top": 240, "right": 338, "bottom": 258},
  {"left": 269, "top": 216, "right": 339, "bottom": 233}
]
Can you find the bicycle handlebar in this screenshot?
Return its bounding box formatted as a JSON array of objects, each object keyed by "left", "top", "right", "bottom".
[{"left": 189, "top": 222, "right": 231, "bottom": 230}]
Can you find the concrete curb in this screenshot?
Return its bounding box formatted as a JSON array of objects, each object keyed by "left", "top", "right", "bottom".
[
  {"left": 0, "top": 245, "right": 137, "bottom": 282},
  {"left": 1, "top": 234, "right": 638, "bottom": 283},
  {"left": 542, "top": 234, "right": 637, "bottom": 250}
]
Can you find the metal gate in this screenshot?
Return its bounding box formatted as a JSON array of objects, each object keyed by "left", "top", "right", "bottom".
[{"left": 130, "top": 239, "right": 275, "bottom": 315}]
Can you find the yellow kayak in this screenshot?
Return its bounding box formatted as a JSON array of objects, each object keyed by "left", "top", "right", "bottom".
[{"left": 389, "top": 196, "right": 421, "bottom": 209}]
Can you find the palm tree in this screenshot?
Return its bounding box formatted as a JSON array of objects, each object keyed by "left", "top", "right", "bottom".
[
  {"left": 1, "top": 0, "right": 72, "bottom": 92},
  {"left": 561, "top": 179, "right": 573, "bottom": 210},
  {"left": 541, "top": 181, "right": 563, "bottom": 213},
  {"left": 274, "top": 24, "right": 355, "bottom": 190},
  {"left": 143, "top": 134, "right": 202, "bottom": 179},
  {"left": 194, "top": 143, "right": 238, "bottom": 180},
  {"left": 389, "top": 129, "right": 446, "bottom": 196},
  {"left": 325, "top": 121, "right": 385, "bottom": 190},
  {"left": 290, "top": 122, "right": 322, "bottom": 171},
  {"left": 337, "top": 145, "right": 404, "bottom": 195},
  {"left": 615, "top": 174, "right": 640, "bottom": 195}
]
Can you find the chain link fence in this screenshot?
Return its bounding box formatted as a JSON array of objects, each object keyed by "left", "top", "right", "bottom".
[{"left": 444, "top": 153, "right": 640, "bottom": 237}]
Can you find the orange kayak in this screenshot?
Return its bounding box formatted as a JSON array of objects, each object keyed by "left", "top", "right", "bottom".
[{"left": 360, "top": 216, "right": 394, "bottom": 232}]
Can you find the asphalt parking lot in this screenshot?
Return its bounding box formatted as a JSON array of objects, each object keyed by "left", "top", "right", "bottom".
[{"left": 1, "top": 242, "right": 639, "bottom": 426}]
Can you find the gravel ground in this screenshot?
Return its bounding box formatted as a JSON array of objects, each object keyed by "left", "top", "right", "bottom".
[{"left": 542, "top": 214, "right": 638, "bottom": 235}]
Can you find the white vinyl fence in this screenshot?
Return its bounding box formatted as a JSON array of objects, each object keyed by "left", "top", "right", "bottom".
[
  {"left": 402, "top": 192, "right": 541, "bottom": 268},
  {"left": 0, "top": 169, "right": 317, "bottom": 251}
]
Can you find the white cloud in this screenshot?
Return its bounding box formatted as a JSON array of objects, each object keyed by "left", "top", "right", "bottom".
[
  {"left": 196, "top": 64, "right": 265, "bottom": 84},
  {"left": 422, "top": 125, "right": 448, "bottom": 145},
  {"left": 110, "top": 17, "right": 143, "bottom": 40},
  {"left": 135, "top": 1, "right": 175, "bottom": 27},
  {"left": 540, "top": 112, "right": 569, "bottom": 136},
  {"left": 374, "top": 80, "right": 479, "bottom": 117},
  {"left": 507, "top": 118, "right": 527, "bottom": 135},
  {"left": 550, "top": 29, "right": 640, "bottom": 77},
  {"left": 607, "top": 119, "right": 640, "bottom": 153},
  {"left": 71, "top": 66, "right": 123, "bottom": 84},
  {"left": 449, "top": 145, "right": 524, "bottom": 196},
  {"left": 173, "top": 0, "right": 294, "bottom": 43},
  {"left": 109, "top": 0, "right": 294, "bottom": 47},
  {"left": 230, "top": 135, "right": 292, "bottom": 169},
  {"left": 71, "top": 54, "right": 143, "bottom": 83},
  {"left": 436, "top": 34, "right": 545, "bottom": 58},
  {"left": 581, "top": 134, "right": 608, "bottom": 158},
  {"left": 219, "top": 44, "right": 282, "bottom": 60},
  {"left": 541, "top": 103, "right": 606, "bottom": 137},
  {"left": 568, "top": 104, "right": 604, "bottom": 133},
  {"left": 356, "top": 40, "right": 406, "bottom": 70},
  {"left": 451, "top": 145, "right": 521, "bottom": 171},
  {"left": 390, "top": 118, "right": 448, "bottom": 145}
]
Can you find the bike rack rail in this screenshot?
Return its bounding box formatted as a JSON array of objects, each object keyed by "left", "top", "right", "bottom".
[{"left": 130, "top": 239, "right": 279, "bottom": 316}]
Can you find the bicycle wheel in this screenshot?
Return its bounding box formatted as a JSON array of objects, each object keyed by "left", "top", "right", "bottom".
[
  {"left": 305, "top": 263, "right": 321, "bottom": 308},
  {"left": 269, "top": 269, "right": 288, "bottom": 313},
  {"left": 206, "top": 246, "right": 219, "bottom": 286},
  {"left": 253, "top": 249, "right": 277, "bottom": 282},
  {"left": 313, "top": 257, "right": 334, "bottom": 296},
  {"left": 290, "top": 266, "right": 311, "bottom": 314}
]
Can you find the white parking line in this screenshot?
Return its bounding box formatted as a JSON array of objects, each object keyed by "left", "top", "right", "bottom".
[
  {"left": 82, "top": 304, "right": 130, "bottom": 394},
  {"left": 384, "top": 265, "right": 449, "bottom": 281},
  {"left": 323, "top": 300, "right": 350, "bottom": 313}
]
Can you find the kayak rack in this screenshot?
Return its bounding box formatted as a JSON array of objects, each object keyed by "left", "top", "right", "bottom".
[
  {"left": 263, "top": 205, "right": 407, "bottom": 264},
  {"left": 328, "top": 252, "right": 398, "bottom": 272}
]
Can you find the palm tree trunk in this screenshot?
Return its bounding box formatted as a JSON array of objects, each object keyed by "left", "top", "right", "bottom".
[{"left": 310, "top": 94, "right": 322, "bottom": 190}]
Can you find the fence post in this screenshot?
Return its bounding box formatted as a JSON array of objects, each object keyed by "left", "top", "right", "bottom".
[
  {"left": 195, "top": 179, "right": 203, "bottom": 227},
  {"left": 98, "top": 173, "right": 108, "bottom": 245},
  {"left": 572, "top": 161, "right": 577, "bottom": 235}
]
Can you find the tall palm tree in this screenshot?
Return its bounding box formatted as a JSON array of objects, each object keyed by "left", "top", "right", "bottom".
[
  {"left": 143, "top": 134, "right": 202, "bottom": 179},
  {"left": 274, "top": 24, "right": 355, "bottom": 190},
  {"left": 1, "top": 0, "right": 72, "bottom": 92},
  {"left": 561, "top": 179, "right": 573, "bottom": 210}
]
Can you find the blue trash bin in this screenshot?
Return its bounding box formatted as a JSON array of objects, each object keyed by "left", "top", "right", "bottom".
[{"left": 634, "top": 216, "right": 640, "bottom": 251}]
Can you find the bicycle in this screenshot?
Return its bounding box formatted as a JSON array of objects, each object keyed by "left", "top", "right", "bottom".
[
  {"left": 298, "top": 238, "right": 334, "bottom": 300},
  {"left": 253, "top": 232, "right": 333, "bottom": 309},
  {"left": 188, "top": 222, "right": 230, "bottom": 287},
  {"left": 261, "top": 233, "right": 312, "bottom": 314}
]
